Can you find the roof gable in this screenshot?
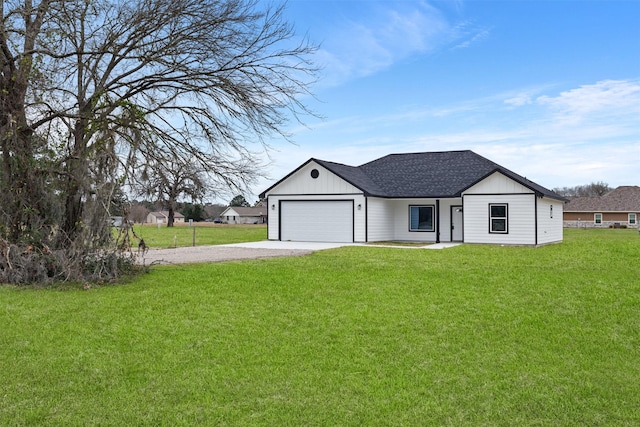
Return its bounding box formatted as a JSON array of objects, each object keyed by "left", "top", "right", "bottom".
[
  {"left": 463, "top": 170, "right": 535, "bottom": 195},
  {"left": 260, "top": 159, "right": 363, "bottom": 197}
]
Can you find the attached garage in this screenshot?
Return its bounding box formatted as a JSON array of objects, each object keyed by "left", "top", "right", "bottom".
[
  {"left": 280, "top": 200, "right": 354, "bottom": 242},
  {"left": 262, "top": 152, "right": 565, "bottom": 245}
]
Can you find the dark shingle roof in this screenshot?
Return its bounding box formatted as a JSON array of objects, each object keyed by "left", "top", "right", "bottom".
[
  {"left": 565, "top": 186, "right": 640, "bottom": 212},
  {"left": 318, "top": 151, "right": 562, "bottom": 199},
  {"left": 262, "top": 150, "right": 565, "bottom": 200}
]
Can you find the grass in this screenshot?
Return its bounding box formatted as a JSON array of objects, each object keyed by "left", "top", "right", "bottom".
[
  {"left": 127, "top": 223, "right": 267, "bottom": 248},
  {"left": 1, "top": 229, "right": 639, "bottom": 425}
]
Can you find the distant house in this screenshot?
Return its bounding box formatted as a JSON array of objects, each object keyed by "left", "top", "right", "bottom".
[
  {"left": 260, "top": 150, "right": 566, "bottom": 245},
  {"left": 564, "top": 186, "right": 640, "bottom": 228},
  {"left": 220, "top": 206, "right": 268, "bottom": 224},
  {"left": 146, "top": 211, "right": 186, "bottom": 224}
]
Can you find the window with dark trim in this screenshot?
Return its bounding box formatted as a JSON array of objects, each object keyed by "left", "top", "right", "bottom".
[
  {"left": 409, "top": 205, "right": 434, "bottom": 232},
  {"left": 594, "top": 213, "right": 602, "bottom": 225},
  {"left": 489, "top": 204, "right": 508, "bottom": 233}
]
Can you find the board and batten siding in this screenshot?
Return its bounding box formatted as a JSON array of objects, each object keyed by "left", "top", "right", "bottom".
[
  {"left": 467, "top": 171, "right": 534, "bottom": 194},
  {"left": 266, "top": 161, "right": 361, "bottom": 196},
  {"left": 537, "top": 197, "right": 564, "bottom": 244}
]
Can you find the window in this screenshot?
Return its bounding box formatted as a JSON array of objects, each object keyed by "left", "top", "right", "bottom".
[
  {"left": 409, "top": 205, "right": 434, "bottom": 232},
  {"left": 630, "top": 213, "right": 637, "bottom": 225},
  {"left": 489, "top": 204, "right": 508, "bottom": 233},
  {"left": 594, "top": 213, "right": 602, "bottom": 225}
]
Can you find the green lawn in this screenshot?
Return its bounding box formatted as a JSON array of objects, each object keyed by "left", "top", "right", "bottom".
[
  {"left": 127, "top": 223, "right": 267, "bottom": 248},
  {"left": 1, "top": 229, "right": 639, "bottom": 425}
]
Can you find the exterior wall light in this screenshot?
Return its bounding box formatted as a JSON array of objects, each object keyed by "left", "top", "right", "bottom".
[
  {"left": 357, "top": 204, "right": 362, "bottom": 210},
  {"left": 271, "top": 204, "right": 275, "bottom": 210}
]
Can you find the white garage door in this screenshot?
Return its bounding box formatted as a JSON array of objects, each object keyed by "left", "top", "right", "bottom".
[{"left": 280, "top": 201, "right": 353, "bottom": 242}]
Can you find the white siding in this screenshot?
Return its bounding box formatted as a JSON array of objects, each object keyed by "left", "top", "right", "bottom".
[
  {"left": 266, "top": 161, "right": 361, "bottom": 195},
  {"left": 465, "top": 171, "right": 534, "bottom": 194},
  {"left": 390, "top": 199, "right": 437, "bottom": 242},
  {"left": 366, "top": 198, "right": 462, "bottom": 242},
  {"left": 537, "top": 197, "right": 564, "bottom": 244},
  {"left": 463, "top": 194, "right": 536, "bottom": 245},
  {"left": 367, "top": 198, "right": 395, "bottom": 241}
]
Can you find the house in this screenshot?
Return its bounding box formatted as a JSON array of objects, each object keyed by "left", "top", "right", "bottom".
[
  {"left": 220, "top": 206, "right": 268, "bottom": 224},
  {"left": 259, "top": 150, "right": 567, "bottom": 245},
  {"left": 563, "top": 186, "right": 640, "bottom": 228},
  {"left": 146, "top": 211, "right": 185, "bottom": 224}
]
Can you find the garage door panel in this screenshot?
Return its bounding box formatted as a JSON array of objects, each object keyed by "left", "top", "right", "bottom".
[{"left": 281, "top": 201, "right": 353, "bottom": 242}]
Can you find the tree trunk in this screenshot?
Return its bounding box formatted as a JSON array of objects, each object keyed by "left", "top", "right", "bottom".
[
  {"left": 167, "top": 207, "right": 175, "bottom": 227},
  {"left": 60, "top": 118, "right": 89, "bottom": 245},
  {"left": 0, "top": 73, "right": 45, "bottom": 243}
]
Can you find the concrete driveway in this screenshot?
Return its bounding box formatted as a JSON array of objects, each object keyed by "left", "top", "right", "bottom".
[{"left": 138, "top": 240, "right": 460, "bottom": 265}]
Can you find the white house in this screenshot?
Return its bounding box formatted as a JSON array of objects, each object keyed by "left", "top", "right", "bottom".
[
  {"left": 220, "top": 206, "right": 268, "bottom": 224},
  {"left": 259, "top": 150, "right": 567, "bottom": 245}
]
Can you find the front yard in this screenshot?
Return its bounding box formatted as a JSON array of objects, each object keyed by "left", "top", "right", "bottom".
[{"left": 1, "top": 229, "right": 639, "bottom": 425}]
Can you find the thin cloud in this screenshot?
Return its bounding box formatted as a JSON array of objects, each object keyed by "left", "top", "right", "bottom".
[
  {"left": 316, "top": 2, "right": 479, "bottom": 87},
  {"left": 452, "top": 26, "right": 490, "bottom": 50},
  {"left": 536, "top": 79, "right": 640, "bottom": 125}
]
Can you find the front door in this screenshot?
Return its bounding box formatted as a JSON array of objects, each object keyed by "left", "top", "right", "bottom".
[{"left": 451, "top": 206, "right": 463, "bottom": 242}]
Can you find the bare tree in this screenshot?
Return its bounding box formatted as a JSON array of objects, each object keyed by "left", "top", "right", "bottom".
[
  {"left": 0, "top": 0, "right": 317, "bottom": 283},
  {"left": 553, "top": 182, "right": 612, "bottom": 197},
  {"left": 129, "top": 203, "right": 150, "bottom": 224},
  {"left": 204, "top": 203, "right": 226, "bottom": 220},
  {"left": 137, "top": 155, "right": 208, "bottom": 227}
]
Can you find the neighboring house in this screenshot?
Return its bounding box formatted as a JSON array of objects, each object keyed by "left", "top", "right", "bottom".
[
  {"left": 146, "top": 211, "right": 185, "bottom": 224},
  {"left": 204, "top": 204, "right": 226, "bottom": 221},
  {"left": 563, "top": 186, "right": 640, "bottom": 228},
  {"left": 259, "top": 150, "right": 567, "bottom": 245},
  {"left": 220, "top": 206, "right": 268, "bottom": 224}
]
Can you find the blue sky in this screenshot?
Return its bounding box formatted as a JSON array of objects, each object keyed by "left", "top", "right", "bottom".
[{"left": 249, "top": 0, "right": 639, "bottom": 202}]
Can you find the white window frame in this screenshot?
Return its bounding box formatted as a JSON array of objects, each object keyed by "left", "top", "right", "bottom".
[
  {"left": 489, "top": 203, "right": 508, "bottom": 234},
  {"left": 409, "top": 205, "right": 435, "bottom": 232},
  {"left": 594, "top": 213, "right": 602, "bottom": 225},
  {"left": 629, "top": 213, "right": 637, "bottom": 225}
]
